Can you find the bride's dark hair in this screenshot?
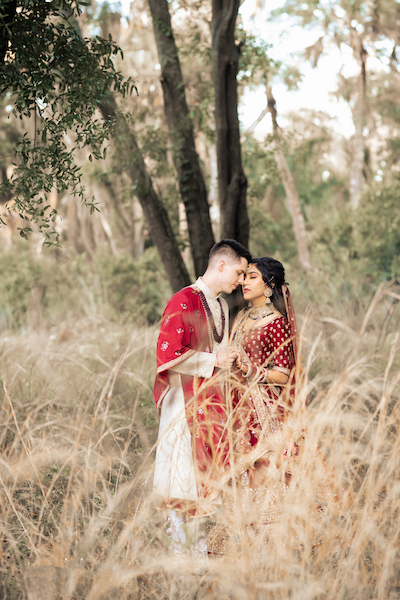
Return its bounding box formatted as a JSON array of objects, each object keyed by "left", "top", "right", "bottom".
[{"left": 251, "top": 257, "right": 287, "bottom": 317}]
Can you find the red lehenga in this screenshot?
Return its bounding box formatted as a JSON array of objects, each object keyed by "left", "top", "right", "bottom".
[
  {"left": 232, "top": 287, "right": 299, "bottom": 469},
  {"left": 206, "top": 288, "right": 304, "bottom": 552},
  {"left": 231, "top": 311, "right": 299, "bottom": 511}
]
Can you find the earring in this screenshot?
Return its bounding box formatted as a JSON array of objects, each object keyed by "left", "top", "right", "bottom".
[{"left": 264, "top": 287, "right": 273, "bottom": 305}]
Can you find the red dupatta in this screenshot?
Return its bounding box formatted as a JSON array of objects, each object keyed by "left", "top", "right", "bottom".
[
  {"left": 282, "top": 284, "right": 306, "bottom": 406},
  {"left": 154, "top": 286, "right": 211, "bottom": 409},
  {"left": 282, "top": 285, "right": 299, "bottom": 364}
]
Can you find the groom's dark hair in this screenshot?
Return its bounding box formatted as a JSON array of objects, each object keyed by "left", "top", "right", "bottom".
[{"left": 208, "top": 239, "right": 252, "bottom": 266}]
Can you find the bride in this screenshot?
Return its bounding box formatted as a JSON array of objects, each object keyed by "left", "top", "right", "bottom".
[
  {"left": 229, "top": 257, "right": 301, "bottom": 518},
  {"left": 206, "top": 257, "right": 301, "bottom": 553},
  {"left": 205, "top": 257, "right": 347, "bottom": 556}
]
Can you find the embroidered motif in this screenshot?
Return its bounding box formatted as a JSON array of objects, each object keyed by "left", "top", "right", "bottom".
[
  {"left": 181, "top": 303, "right": 188, "bottom": 309},
  {"left": 175, "top": 350, "right": 182, "bottom": 356},
  {"left": 164, "top": 316, "right": 170, "bottom": 324},
  {"left": 176, "top": 327, "right": 184, "bottom": 334},
  {"left": 194, "top": 310, "right": 201, "bottom": 317},
  {"left": 160, "top": 341, "right": 169, "bottom": 351}
]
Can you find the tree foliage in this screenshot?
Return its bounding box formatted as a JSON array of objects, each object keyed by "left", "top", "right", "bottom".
[
  {"left": 2, "top": 0, "right": 400, "bottom": 303},
  {"left": 0, "top": 0, "right": 135, "bottom": 244}
]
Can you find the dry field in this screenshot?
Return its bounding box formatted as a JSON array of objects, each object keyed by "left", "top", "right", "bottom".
[{"left": 0, "top": 281, "right": 399, "bottom": 599}]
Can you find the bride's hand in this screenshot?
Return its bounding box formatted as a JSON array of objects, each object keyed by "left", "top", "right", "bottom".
[
  {"left": 235, "top": 354, "right": 242, "bottom": 370},
  {"left": 235, "top": 355, "right": 250, "bottom": 375}
]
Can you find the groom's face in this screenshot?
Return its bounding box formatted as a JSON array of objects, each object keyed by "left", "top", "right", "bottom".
[{"left": 218, "top": 257, "right": 248, "bottom": 294}]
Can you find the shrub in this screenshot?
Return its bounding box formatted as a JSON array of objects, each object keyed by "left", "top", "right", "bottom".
[{"left": 0, "top": 243, "right": 169, "bottom": 331}]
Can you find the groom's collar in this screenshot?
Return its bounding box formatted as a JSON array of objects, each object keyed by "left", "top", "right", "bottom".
[{"left": 194, "top": 277, "right": 220, "bottom": 301}]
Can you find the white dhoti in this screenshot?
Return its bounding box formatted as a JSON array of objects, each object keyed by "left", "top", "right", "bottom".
[{"left": 153, "top": 372, "right": 199, "bottom": 501}]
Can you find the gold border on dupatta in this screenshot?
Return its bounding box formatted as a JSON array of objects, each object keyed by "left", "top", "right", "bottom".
[{"left": 156, "top": 349, "right": 197, "bottom": 376}]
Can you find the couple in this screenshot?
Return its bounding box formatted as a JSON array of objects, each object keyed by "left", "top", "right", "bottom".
[{"left": 153, "top": 239, "right": 299, "bottom": 554}]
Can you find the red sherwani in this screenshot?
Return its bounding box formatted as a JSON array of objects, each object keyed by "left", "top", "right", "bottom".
[{"left": 153, "top": 278, "right": 230, "bottom": 506}]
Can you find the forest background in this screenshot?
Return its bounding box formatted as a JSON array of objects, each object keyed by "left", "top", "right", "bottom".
[
  {"left": 1, "top": 0, "right": 400, "bottom": 598},
  {"left": 2, "top": 0, "right": 400, "bottom": 327}
]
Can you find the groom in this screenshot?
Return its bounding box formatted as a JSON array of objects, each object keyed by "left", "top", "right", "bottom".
[{"left": 153, "top": 239, "right": 251, "bottom": 553}]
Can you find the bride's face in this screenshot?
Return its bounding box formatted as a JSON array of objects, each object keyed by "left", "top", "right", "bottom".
[{"left": 242, "top": 264, "right": 268, "bottom": 304}]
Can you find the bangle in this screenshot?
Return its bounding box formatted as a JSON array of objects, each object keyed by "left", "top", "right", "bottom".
[
  {"left": 243, "top": 363, "right": 253, "bottom": 378},
  {"left": 261, "top": 368, "right": 269, "bottom": 383}
]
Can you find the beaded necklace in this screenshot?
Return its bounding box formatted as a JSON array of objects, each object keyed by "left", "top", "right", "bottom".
[
  {"left": 197, "top": 289, "right": 225, "bottom": 344},
  {"left": 248, "top": 306, "right": 274, "bottom": 320}
]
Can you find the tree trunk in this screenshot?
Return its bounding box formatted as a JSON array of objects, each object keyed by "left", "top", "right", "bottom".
[
  {"left": 147, "top": 0, "right": 215, "bottom": 276},
  {"left": 349, "top": 34, "right": 367, "bottom": 210},
  {"left": 99, "top": 98, "right": 191, "bottom": 293},
  {"left": 211, "top": 0, "right": 249, "bottom": 247},
  {"left": 266, "top": 85, "right": 312, "bottom": 273}
]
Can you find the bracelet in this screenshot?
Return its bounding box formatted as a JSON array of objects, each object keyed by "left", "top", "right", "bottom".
[
  {"left": 243, "top": 363, "right": 253, "bottom": 378},
  {"left": 261, "top": 368, "right": 269, "bottom": 383}
]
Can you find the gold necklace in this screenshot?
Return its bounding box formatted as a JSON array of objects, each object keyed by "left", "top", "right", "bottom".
[{"left": 248, "top": 306, "right": 274, "bottom": 320}]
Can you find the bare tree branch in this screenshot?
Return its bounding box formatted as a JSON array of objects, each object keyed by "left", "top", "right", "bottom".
[
  {"left": 99, "top": 97, "right": 191, "bottom": 293},
  {"left": 266, "top": 84, "right": 312, "bottom": 273}
]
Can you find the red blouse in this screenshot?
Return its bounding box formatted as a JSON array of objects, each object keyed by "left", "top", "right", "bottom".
[{"left": 240, "top": 315, "right": 294, "bottom": 373}]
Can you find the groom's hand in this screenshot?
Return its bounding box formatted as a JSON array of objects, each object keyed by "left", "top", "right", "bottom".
[{"left": 215, "top": 349, "right": 238, "bottom": 368}]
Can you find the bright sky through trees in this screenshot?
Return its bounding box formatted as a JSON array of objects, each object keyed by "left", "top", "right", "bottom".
[
  {"left": 97, "top": 0, "right": 392, "bottom": 140},
  {"left": 239, "top": 0, "right": 356, "bottom": 137}
]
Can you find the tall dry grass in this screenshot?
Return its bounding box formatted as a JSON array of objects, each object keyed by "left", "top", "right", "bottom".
[{"left": 0, "top": 282, "right": 400, "bottom": 599}]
